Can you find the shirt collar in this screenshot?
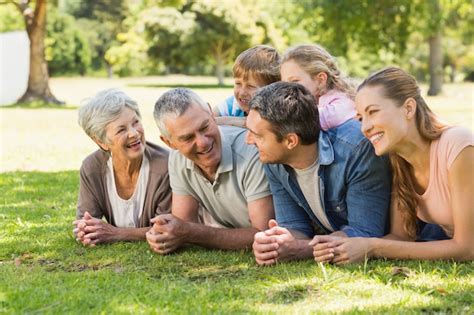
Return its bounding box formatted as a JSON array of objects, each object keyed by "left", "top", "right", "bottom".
[{"left": 318, "top": 131, "right": 334, "bottom": 166}]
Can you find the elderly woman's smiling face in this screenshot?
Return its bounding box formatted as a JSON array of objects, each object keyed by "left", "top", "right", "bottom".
[{"left": 98, "top": 107, "right": 145, "bottom": 161}]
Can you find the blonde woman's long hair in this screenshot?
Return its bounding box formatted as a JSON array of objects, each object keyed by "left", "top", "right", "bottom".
[
  {"left": 358, "top": 67, "right": 448, "bottom": 238},
  {"left": 281, "top": 44, "right": 356, "bottom": 99}
]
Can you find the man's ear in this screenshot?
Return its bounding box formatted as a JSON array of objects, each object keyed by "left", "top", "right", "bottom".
[
  {"left": 404, "top": 97, "right": 417, "bottom": 120},
  {"left": 207, "top": 102, "right": 216, "bottom": 119},
  {"left": 160, "top": 135, "right": 176, "bottom": 150},
  {"left": 92, "top": 136, "right": 109, "bottom": 152},
  {"left": 285, "top": 133, "right": 299, "bottom": 150}
]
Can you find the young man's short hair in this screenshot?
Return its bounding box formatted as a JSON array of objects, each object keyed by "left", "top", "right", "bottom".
[{"left": 249, "top": 82, "right": 320, "bottom": 145}]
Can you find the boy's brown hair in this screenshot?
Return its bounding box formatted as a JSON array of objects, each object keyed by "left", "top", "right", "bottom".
[{"left": 233, "top": 45, "right": 281, "bottom": 85}]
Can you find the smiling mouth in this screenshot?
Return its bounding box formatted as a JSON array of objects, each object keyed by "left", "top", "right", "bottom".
[
  {"left": 126, "top": 139, "right": 142, "bottom": 148},
  {"left": 238, "top": 98, "right": 249, "bottom": 104},
  {"left": 197, "top": 142, "right": 214, "bottom": 155},
  {"left": 369, "top": 132, "right": 384, "bottom": 144}
]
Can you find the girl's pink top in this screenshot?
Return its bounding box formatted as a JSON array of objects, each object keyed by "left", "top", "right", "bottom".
[
  {"left": 318, "top": 89, "right": 356, "bottom": 130},
  {"left": 416, "top": 126, "right": 473, "bottom": 237}
]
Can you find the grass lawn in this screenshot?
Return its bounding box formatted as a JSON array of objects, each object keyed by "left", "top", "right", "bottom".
[
  {"left": 0, "top": 76, "right": 473, "bottom": 313},
  {"left": 0, "top": 171, "right": 473, "bottom": 314}
]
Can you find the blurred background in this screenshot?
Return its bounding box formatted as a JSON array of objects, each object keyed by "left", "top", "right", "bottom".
[{"left": 0, "top": 0, "right": 472, "bottom": 172}]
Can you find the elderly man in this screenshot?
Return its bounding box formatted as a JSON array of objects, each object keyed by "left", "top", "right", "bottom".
[
  {"left": 245, "top": 82, "right": 391, "bottom": 265},
  {"left": 146, "top": 88, "right": 274, "bottom": 254}
]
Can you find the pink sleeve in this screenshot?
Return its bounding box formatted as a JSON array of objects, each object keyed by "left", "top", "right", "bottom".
[
  {"left": 443, "top": 127, "right": 474, "bottom": 169},
  {"left": 318, "top": 92, "right": 356, "bottom": 130}
]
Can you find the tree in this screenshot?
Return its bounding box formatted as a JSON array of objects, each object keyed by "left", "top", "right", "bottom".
[
  {"left": 188, "top": 0, "right": 259, "bottom": 85},
  {"left": 141, "top": 7, "right": 197, "bottom": 74},
  {"left": 294, "top": 0, "right": 472, "bottom": 95},
  {"left": 46, "top": 7, "right": 91, "bottom": 76},
  {"left": 4, "top": 0, "right": 62, "bottom": 103},
  {"left": 63, "top": 0, "right": 129, "bottom": 78}
]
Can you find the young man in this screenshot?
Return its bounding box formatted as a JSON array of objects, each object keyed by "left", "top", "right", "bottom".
[
  {"left": 245, "top": 82, "right": 391, "bottom": 265},
  {"left": 147, "top": 88, "right": 274, "bottom": 254}
]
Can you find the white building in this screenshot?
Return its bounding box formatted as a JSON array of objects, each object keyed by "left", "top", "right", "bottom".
[{"left": 0, "top": 31, "right": 29, "bottom": 105}]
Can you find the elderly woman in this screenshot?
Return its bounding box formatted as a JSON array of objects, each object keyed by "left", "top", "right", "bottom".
[{"left": 73, "top": 89, "right": 171, "bottom": 246}]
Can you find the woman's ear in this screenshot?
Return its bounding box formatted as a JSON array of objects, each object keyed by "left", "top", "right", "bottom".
[
  {"left": 92, "top": 136, "right": 109, "bottom": 152},
  {"left": 404, "top": 97, "right": 417, "bottom": 120}
]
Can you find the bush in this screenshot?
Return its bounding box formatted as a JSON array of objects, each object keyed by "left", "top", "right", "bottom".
[{"left": 46, "top": 8, "right": 91, "bottom": 76}]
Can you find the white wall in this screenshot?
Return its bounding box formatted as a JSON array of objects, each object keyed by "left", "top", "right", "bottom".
[{"left": 0, "top": 31, "right": 29, "bottom": 105}]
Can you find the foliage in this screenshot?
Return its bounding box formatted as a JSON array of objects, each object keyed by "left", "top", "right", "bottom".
[
  {"left": 45, "top": 7, "right": 91, "bottom": 76},
  {"left": 140, "top": 6, "right": 197, "bottom": 74},
  {"left": 0, "top": 171, "right": 473, "bottom": 313},
  {"left": 1, "top": 0, "right": 472, "bottom": 81},
  {"left": 104, "top": 25, "right": 152, "bottom": 77},
  {"left": 135, "top": 0, "right": 285, "bottom": 83},
  {"left": 0, "top": 5, "right": 24, "bottom": 32},
  {"left": 62, "top": 0, "right": 129, "bottom": 73}
]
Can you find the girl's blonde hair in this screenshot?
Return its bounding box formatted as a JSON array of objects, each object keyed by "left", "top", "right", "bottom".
[
  {"left": 281, "top": 44, "right": 355, "bottom": 99},
  {"left": 358, "top": 67, "right": 448, "bottom": 238}
]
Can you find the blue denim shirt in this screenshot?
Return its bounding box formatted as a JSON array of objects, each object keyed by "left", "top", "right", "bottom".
[{"left": 264, "top": 120, "right": 391, "bottom": 238}]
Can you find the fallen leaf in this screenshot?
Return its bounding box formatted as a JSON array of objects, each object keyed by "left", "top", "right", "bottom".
[{"left": 436, "top": 287, "right": 447, "bottom": 295}]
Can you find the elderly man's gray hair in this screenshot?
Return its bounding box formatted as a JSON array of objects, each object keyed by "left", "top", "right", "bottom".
[
  {"left": 78, "top": 88, "right": 140, "bottom": 143},
  {"left": 154, "top": 88, "right": 210, "bottom": 137}
]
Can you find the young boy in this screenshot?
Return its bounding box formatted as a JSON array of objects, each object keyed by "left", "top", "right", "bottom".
[{"left": 213, "top": 45, "right": 280, "bottom": 127}]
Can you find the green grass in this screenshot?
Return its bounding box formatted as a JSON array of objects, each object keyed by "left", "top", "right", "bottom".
[{"left": 0, "top": 172, "right": 473, "bottom": 314}]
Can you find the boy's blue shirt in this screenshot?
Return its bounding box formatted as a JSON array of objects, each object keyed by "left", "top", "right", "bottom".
[
  {"left": 264, "top": 119, "right": 392, "bottom": 238},
  {"left": 217, "top": 96, "right": 245, "bottom": 117}
]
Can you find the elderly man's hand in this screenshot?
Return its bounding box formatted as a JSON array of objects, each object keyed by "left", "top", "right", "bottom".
[
  {"left": 73, "top": 211, "right": 118, "bottom": 246},
  {"left": 253, "top": 219, "right": 296, "bottom": 266},
  {"left": 146, "top": 214, "right": 188, "bottom": 255}
]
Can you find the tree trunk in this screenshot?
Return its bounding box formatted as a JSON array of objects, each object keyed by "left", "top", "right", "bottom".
[
  {"left": 215, "top": 56, "right": 225, "bottom": 86},
  {"left": 17, "top": 0, "right": 63, "bottom": 104},
  {"left": 427, "top": 32, "right": 443, "bottom": 96}
]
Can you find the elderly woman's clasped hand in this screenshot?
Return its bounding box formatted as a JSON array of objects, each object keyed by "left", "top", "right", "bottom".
[{"left": 73, "top": 211, "right": 118, "bottom": 246}]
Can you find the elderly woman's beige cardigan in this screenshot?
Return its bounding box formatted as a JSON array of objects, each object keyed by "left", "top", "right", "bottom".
[{"left": 77, "top": 142, "right": 172, "bottom": 227}]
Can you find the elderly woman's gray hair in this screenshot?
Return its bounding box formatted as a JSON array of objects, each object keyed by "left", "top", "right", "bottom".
[
  {"left": 78, "top": 88, "right": 141, "bottom": 143},
  {"left": 153, "top": 88, "right": 210, "bottom": 137}
]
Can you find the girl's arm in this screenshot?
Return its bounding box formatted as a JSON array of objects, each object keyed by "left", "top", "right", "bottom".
[{"left": 318, "top": 94, "right": 356, "bottom": 130}]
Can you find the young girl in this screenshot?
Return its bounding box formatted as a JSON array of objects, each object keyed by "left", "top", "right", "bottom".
[
  {"left": 280, "top": 44, "right": 356, "bottom": 130},
  {"left": 310, "top": 67, "right": 473, "bottom": 263}
]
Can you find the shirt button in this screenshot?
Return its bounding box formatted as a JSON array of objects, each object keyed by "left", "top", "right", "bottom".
[{"left": 336, "top": 206, "right": 341, "bottom": 211}]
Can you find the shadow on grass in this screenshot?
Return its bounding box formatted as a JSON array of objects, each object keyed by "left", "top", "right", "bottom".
[
  {"left": 127, "top": 83, "right": 233, "bottom": 89},
  {"left": 1, "top": 101, "right": 77, "bottom": 110}
]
